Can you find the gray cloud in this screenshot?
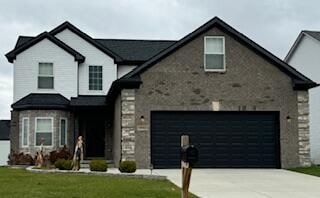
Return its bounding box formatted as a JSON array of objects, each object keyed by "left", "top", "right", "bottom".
[{"left": 1, "top": 0, "right": 320, "bottom": 118}]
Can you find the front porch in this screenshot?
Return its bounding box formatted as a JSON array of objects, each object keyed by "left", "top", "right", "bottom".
[{"left": 70, "top": 96, "right": 114, "bottom": 162}]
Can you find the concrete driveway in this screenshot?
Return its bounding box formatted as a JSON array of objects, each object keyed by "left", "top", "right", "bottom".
[{"left": 153, "top": 169, "right": 320, "bottom": 198}]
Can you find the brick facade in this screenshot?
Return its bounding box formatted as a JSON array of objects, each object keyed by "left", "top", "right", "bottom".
[{"left": 131, "top": 26, "right": 303, "bottom": 168}]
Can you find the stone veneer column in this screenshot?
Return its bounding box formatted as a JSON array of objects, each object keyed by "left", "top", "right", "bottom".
[
  {"left": 297, "top": 91, "right": 311, "bottom": 166},
  {"left": 121, "top": 89, "right": 136, "bottom": 161}
]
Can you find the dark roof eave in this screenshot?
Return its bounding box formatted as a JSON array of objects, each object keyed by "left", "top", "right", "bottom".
[
  {"left": 293, "top": 80, "right": 320, "bottom": 90},
  {"left": 106, "top": 77, "right": 142, "bottom": 103},
  {"left": 6, "top": 32, "right": 85, "bottom": 63},
  {"left": 11, "top": 105, "right": 69, "bottom": 110}
]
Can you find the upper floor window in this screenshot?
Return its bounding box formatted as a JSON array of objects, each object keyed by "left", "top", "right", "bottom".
[
  {"left": 89, "top": 65, "right": 103, "bottom": 90},
  {"left": 38, "top": 62, "right": 54, "bottom": 89},
  {"left": 204, "top": 36, "right": 225, "bottom": 72}
]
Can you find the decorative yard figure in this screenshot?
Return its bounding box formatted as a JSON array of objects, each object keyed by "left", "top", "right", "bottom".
[
  {"left": 35, "top": 138, "right": 44, "bottom": 168},
  {"left": 72, "top": 136, "right": 84, "bottom": 171}
]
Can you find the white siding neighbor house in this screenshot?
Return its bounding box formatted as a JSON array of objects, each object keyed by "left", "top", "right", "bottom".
[
  {"left": 285, "top": 31, "right": 320, "bottom": 164},
  {"left": 0, "top": 120, "right": 10, "bottom": 165}
]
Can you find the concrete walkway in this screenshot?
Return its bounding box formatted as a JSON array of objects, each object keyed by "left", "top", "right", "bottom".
[{"left": 153, "top": 169, "right": 320, "bottom": 198}]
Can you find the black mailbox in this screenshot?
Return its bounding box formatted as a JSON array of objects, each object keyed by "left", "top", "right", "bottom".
[{"left": 181, "top": 145, "right": 199, "bottom": 166}]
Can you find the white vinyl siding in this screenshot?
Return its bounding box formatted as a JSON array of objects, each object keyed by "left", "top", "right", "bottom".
[
  {"left": 89, "top": 65, "right": 103, "bottom": 90},
  {"left": 13, "top": 38, "right": 78, "bottom": 102},
  {"left": 35, "top": 117, "right": 53, "bottom": 146},
  {"left": 55, "top": 29, "right": 117, "bottom": 95},
  {"left": 60, "top": 118, "right": 67, "bottom": 146},
  {"left": 22, "top": 117, "right": 29, "bottom": 147},
  {"left": 204, "top": 36, "right": 225, "bottom": 72},
  {"left": 38, "top": 62, "right": 54, "bottom": 89}
]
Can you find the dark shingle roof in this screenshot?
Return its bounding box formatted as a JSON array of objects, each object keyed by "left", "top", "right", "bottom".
[
  {"left": 303, "top": 31, "right": 320, "bottom": 42},
  {"left": 12, "top": 93, "right": 70, "bottom": 110},
  {"left": 95, "top": 39, "right": 176, "bottom": 64},
  {"left": 0, "top": 120, "right": 10, "bottom": 140},
  {"left": 70, "top": 95, "right": 107, "bottom": 107},
  {"left": 14, "top": 36, "right": 176, "bottom": 65}
]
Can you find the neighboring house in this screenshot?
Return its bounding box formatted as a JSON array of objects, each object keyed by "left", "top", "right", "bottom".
[
  {"left": 0, "top": 120, "right": 10, "bottom": 165},
  {"left": 5, "top": 17, "right": 318, "bottom": 169},
  {"left": 285, "top": 31, "right": 320, "bottom": 164}
]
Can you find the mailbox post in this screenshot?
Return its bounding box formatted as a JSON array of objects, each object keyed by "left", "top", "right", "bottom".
[{"left": 181, "top": 135, "right": 198, "bottom": 198}]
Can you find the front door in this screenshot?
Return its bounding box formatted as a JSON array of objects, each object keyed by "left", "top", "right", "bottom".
[{"left": 85, "top": 118, "right": 105, "bottom": 158}]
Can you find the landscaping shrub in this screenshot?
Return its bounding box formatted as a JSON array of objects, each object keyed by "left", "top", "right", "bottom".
[
  {"left": 49, "top": 146, "right": 72, "bottom": 164},
  {"left": 55, "top": 159, "right": 73, "bottom": 170},
  {"left": 119, "top": 161, "right": 136, "bottom": 173},
  {"left": 90, "top": 160, "right": 108, "bottom": 172},
  {"left": 8, "top": 151, "right": 35, "bottom": 165}
]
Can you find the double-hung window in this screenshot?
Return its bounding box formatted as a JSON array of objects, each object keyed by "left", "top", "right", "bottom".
[
  {"left": 35, "top": 118, "right": 53, "bottom": 146},
  {"left": 60, "top": 118, "right": 67, "bottom": 146},
  {"left": 89, "top": 65, "right": 103, "bottom": 90},
  {"left": 22, "top": 117, "right": 29, "bottom": 147},
  {"left": 204, "top": 36, "right": 225, "bottom": 71},
  {"left": 38, "top": 62, "right": 54, "bottom": 89}
]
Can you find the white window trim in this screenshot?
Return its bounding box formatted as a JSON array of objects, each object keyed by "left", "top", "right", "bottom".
[
  {"left": 21, "top": 117, "right": 29, "bottom": 148},
  {"left": 204, "top": 36, "right": 226, "bottom": 72},
  {"left": 59, "top": 117, "right": 68, "bottom": 147},
  {"left": 34, "top": 117, "right": 54, "bottom": 147},
  {"left": 37, "top": 62, "right": 55, "bottom": 90},
  {"left": 88, "top": 65, "right": 103, "bottom": 91}
]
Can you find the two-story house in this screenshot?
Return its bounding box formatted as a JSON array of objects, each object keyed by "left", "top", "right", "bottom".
[{"left": 6, "top": 17, "right": 318, "bottom": 168}]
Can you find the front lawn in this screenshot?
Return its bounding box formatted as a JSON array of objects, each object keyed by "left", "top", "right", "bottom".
[
  {"left": 0, "top": 167, "right": 197, "bottom": 198},
  {"left": 288, "top": 166, "right": 320, "bottom": 177}
]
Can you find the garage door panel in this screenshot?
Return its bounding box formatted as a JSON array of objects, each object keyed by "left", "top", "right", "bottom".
[{"left": 151, "top": 111, "right": 280, "bottom": 168}]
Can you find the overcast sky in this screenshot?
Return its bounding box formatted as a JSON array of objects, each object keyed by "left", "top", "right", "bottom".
[{"left": 0, "top": 0, "right": 319, "bottom": 119}]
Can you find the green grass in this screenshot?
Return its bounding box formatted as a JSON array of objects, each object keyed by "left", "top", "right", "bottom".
[
  {"left": 0, "top": 167, "right": 197, "bottom": 198},
  {"left": 288, "top": 166, "right": 320, "bottom": 177}
]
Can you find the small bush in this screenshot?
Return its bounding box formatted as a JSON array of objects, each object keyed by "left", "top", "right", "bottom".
[
  {"left": 55, "top": 159, "right": 73, "bottom": 170},
  {"left": 54, "top": 159, "right": 64, "bottom": 169},
  {"left": 119, "top": 161, "right": 136, "bottom": 173},
  {"left": 90, "top": 160, "right": 108, "bottom": 172},
  {"left": 8, "top": 151, "right": 35, "bottom": 165},
  {"left": 49, "top": 146, "right": 72, "bottom": 164}
]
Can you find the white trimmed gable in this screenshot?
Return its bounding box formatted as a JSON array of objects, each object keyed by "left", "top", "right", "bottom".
[
  {"left": 55, "top": 29, "right": 117, "bottom": 95},
  {"left": 13, "top": 38, "right": 78, "bottom": 102}
]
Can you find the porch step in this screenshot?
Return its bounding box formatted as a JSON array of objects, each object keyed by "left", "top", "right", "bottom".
[{"left": 80, "top": 160, "right": 115, "bottom": 168}]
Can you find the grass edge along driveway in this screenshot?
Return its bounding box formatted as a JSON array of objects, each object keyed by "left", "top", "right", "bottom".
[
  {"left": 288, "top": 166, "right": 320, "bottom": 177},
  {"left": 0, "top": 167, "right": 197, "bottom": 198}
]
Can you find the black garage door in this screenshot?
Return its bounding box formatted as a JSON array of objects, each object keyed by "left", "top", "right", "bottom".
[{"left": 151, "top": 111, "right": 280, "bottom": 168}]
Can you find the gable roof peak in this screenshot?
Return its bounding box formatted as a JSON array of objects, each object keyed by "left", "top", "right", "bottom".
[
  {"left": 50, "top": 21, "right": 123, "bottom": 62},
  {"left": 121, "top": 16, "right": 318, "bottom": 90},
  {"left": 5, "top": 31, "right": 85, "bottom": 63}
]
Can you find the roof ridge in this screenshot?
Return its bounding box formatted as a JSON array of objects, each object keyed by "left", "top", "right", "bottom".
[
  {"left": 95, "top": 38, "right": 177, "bottom": 42},
  {"left": 303, "top": 30, "right": 320, "bottom": 33}
]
